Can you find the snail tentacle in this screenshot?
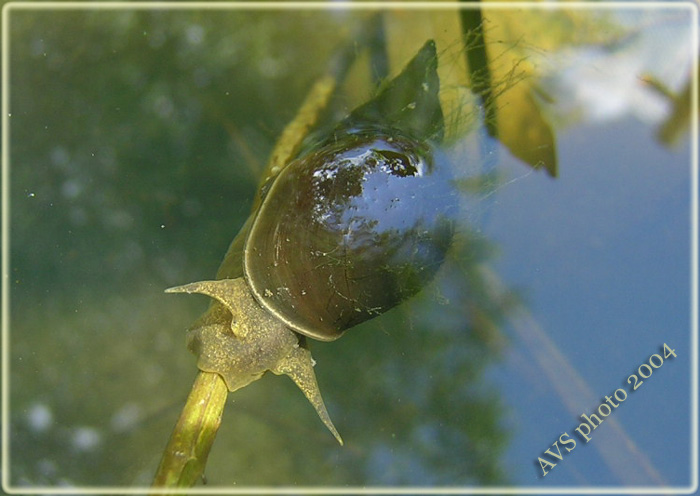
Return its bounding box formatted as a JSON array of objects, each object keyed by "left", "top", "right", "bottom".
[
  {"left": 166, "top": 279, "right": 251, "bottom": 340},
  {"left": 271, "top": 346, "right": 344, "bottom": 446}
]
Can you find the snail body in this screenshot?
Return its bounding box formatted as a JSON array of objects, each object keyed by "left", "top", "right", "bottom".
[{"left": 167, "top": 40, "right": 457, "bottom": 443}]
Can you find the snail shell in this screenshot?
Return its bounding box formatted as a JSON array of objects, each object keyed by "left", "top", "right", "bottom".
[{"left": 245, "top": 126, "right": 457, "bottom": 341}]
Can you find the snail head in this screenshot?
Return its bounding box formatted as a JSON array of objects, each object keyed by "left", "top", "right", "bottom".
[{"left": 166, "top": 278, "right": 343, "bottom": 445}]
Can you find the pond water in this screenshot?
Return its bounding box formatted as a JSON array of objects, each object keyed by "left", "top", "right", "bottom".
[{"left": 3, "top": 3, "right": 696, "bottom": 491}]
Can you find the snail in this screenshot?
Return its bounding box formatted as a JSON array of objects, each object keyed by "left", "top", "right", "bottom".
[{"left": 167, "top": 40, "right": 459, "bottom": 444}]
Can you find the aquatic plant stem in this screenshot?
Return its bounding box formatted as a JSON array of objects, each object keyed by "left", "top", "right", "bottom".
[{"left": 151, "top": 371, "right": 228, "bottom": 489}]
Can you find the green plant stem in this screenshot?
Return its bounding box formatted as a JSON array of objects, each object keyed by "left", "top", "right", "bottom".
[{"left": 151, "top": 371, "right": 228, "bottom": 490}]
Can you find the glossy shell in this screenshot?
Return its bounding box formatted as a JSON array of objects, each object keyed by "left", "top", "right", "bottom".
[{"left": 244, "top": 127, "right": 458, "bottom": 341}]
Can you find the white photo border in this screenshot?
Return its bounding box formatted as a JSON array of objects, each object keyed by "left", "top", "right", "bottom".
[{"left": 1, "top": 2, "right": 697, "bottom": 494}]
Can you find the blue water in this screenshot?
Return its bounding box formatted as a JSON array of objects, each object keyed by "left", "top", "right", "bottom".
[{"left": 487, "top": 117, "right": 692, "bottom": 486}]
